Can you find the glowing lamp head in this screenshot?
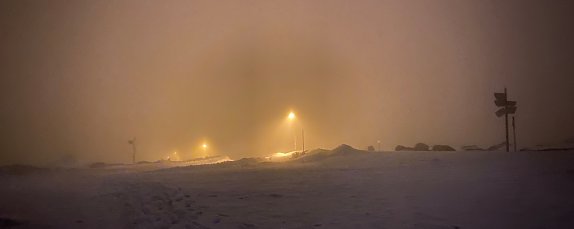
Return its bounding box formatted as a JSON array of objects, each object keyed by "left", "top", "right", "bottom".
[
  {"left": 288, "top": 112, "right": 296, "bottom": 121},
  {"left": 202, "top": 143, "right": 207, "bottom": 149}
]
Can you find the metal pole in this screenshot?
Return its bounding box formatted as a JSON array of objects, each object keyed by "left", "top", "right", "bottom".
[
  {"left": 131, "top": 139, "right": 136, "bottom": 164},
  {"left": 505, "top": 88, "right": 509, "bottom": 152},
  {"left": 513, "top": 116, "right": 517, "bottom": 152},
  {"left": 294, "top": 133, "right": 297, "bottom": 151},
  {"left": 302, "top": 128, "right": 305, "bottom": 152}
]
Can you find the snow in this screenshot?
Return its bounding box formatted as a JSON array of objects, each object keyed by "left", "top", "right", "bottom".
[
  {"left": 1, "top": 147, "right": 574, "bottom": 228},
  {"left": 521, "top": 142, "right": 574, "bottom": 151}
]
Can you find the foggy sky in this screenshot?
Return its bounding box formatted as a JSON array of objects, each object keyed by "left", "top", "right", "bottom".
[{"left": 1, "top": 0, "right": 573, "bottom": 165}]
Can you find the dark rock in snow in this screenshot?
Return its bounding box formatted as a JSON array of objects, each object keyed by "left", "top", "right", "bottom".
[
  {"left": 431, "top": 145, "right": 456, "bottom": 151},
  {"left": 0, "top": 165, "right": 49, "bottom": 176},
  {"left": 395, "top": 145, "right": 414, "bottom": 151},
  {"left": 462, "top": 145, "right": 485, "bottom": 151},
  {"left": 414, "top": 143, "right": 430, "bottom": 151},
  {"left": 487, "top": 142, "right": 507, "bottom": 151}
]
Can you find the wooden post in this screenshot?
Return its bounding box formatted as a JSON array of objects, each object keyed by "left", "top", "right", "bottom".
[
  {"left": 132, "top": 143, "right": 136, "bottom": 164},
  {"left": 512, "top": 116, "right": 517, "bottom": 152},
  {"left": 129, "top": 138, "right": 137, "bottom": 164},
  {"left": 505, "top": 88, "right": 509, "bottom": 152}
]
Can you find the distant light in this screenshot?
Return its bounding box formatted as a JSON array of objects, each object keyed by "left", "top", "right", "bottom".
[
  {"left": 202, "top": 143, "right": 208, "bottom": 149},
  {"left": 273, "top": 152, "right": 290, "bottom": 158},
  {"left": 288, "top": 112, "right": 296, "bottom": 120}
]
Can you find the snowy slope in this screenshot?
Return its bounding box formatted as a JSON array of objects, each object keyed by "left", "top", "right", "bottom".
[{"left": 1, "top": 147, "right": 574, "bottom": 228}]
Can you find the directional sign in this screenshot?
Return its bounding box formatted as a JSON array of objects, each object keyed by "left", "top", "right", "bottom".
[
  {"left": 506, "top": 105, "right": 517, "bottom": 114},
  {"left": 494, "top": 88, "right": 518, "bottom": 152},
  {"left": 494, "top": 92, "right": 507, "bottom": 101},
  {"left": 495, "top": 93, "right": 507, "bottom": 106},
  {"left": 495, "top": 106, "right": 517, "bottom": 117},
  {"left": 494, "top": 92, "right": 507, "bottom": 107},
  {"left": 495, "top": 100, "right": 517, "bottom": 107},
  {"left": 495, "top": 100, "right": 506, "bottom": 107},
  {"left": 495, "top": 108, "right": 506, "bottom": 117}
]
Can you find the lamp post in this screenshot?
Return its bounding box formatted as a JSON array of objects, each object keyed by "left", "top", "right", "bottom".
[
  {"left": 302, "top": 128, "right": 305, "bottom": 153},
  {"left": 202, "top": 143, "right": 208, "bottom": 158},
  {"left": 287, "top": 111, "right": 304, "bottom": 152},
  {"left": 128, "top": 138, "right": 136, "bottom": 164}
]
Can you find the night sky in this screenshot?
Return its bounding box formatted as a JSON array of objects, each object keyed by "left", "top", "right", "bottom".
[{"left": 1, "top": 0, "right": 573, "bottom": 165}]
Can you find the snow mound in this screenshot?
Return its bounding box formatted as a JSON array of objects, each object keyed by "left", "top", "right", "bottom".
[
  {"left": 217, "top": 158, "right": 262, "bottom": 167},
  {"left": 522, "top": 142, "right": 574, "bottom": 151},
  {"left": 166, "top": 157, "right": 263, "bottom": 171},
  {"left": 395, "top": 143, "right": 432, "bottom": 151},
  {"left": 462, "top": 145, "right": 485, "bottom": 151},
  {"left": 332, "top": 144, "right": 364, "bottom": 155},
  {"left": 179, "top": 155, "right": 233, "bottom": 166},
  {"left": 265, "top": 151, "right": 300, "bottom": 162},
  {"left": 296, "top": 144, "right": 367, "bottom": 162},
  {"left": 431, "top": 145, "right": 456, "bottom": 151},
  {"left": 414, "top": 143, "right": 430, "bottom": 151},
  {"left": 0, "top": 165, "right": 50, "bottom": 176},
  {"left": 487, "top": 142, "right": 507, "bottom": 151}
]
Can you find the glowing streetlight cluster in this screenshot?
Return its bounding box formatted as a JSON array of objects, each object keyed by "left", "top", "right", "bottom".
[
  {"left": 160, "top": 142, "right": 210, "bottom": 161},
  {"left": 157, "top": 110, "right": 301, "bottom": 162},
  {"left": 165, "top": 151, "right": 181, "bottom": 161}
]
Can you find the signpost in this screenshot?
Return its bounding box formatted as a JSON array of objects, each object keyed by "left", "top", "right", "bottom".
[
  {"left": 128, "top": 138, "right": 137, "bottom": 163},
  {"left": 512, "top": 116, "right": 517, "bottom": 152},
  {"left": 494, "top": 88, "right": 517, "bottom": 152}
]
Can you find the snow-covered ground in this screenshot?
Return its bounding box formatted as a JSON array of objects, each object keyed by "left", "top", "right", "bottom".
[{"left": 1, "top": 146, "right": 574, "bottom": 228}]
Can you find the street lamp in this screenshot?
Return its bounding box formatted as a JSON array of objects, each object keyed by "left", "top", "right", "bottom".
[
  {"left": 288, "top": 112, "right": 296, "bottom": 121},
  {"left": 202, "top": 143, "right": 208, "bottom": 157},
  {"left": 287, "top": 111, "right": 304, "bottom": 152}
]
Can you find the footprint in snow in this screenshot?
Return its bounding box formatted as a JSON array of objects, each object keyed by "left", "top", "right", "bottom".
[{"left": 239, "top": 223, "right": 257, "bottom": 228}]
